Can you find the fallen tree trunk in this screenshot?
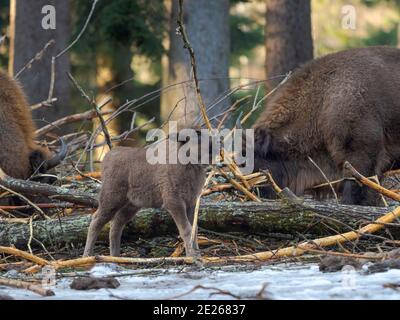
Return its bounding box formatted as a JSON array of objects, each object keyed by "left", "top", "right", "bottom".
[
  {"left": 0, "top": 169, "right": 98, "bottom": 207},
  {"left": 0, "top": 200, "right": 396, "bottom": 248}
]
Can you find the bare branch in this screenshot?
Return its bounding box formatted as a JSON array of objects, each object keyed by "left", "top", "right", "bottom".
[
  {"left": 36, "top": 109, "right": 113, "bottom": 137},
  {"left": 177, "top": 0, "right": 212, "bottom": 130},
  {"left": 67, "top": 72, "right": 113, "bottom": 151},
  {"left": 14, "top": 40, "right": 55, "bottom": 79}
]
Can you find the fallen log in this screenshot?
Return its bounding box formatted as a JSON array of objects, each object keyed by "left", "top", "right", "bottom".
[
  {"left": 0, "top": 169, "right": 98, "bottom": 207},
  {"left": 0, "top": 277, "right": 55, "bottom": 296},
  {"left": 0, "top": 200, "right": 396, "bottom": 248}
]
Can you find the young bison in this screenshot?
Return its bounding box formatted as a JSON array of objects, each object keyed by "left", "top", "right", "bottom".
[
  {"left": 253, "top": 46, "right": 400, "bottom": 206},
  {"left": 0, "top": 70, "right": 66, "bottom": 179},
  {"left": 83, "top": 137, "right": 209, "bottom": 257}
]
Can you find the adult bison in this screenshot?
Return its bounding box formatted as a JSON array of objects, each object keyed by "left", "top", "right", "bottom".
[
  {"left": 253, "top": 46, "right": 400, "bottom": 205},
  {"left": 0, "top": 70, "right": 67, "bottom": 180}
]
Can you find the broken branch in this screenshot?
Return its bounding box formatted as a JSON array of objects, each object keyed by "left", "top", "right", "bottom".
[
  {"left": 0, "top": 169, "right": 98, "bottom": 207},
  {"left": 0, "top": 277, "right": 55, "bottom": 297},
  {"left": 344, "top": 161, "right": 400, "bottom": 201}
]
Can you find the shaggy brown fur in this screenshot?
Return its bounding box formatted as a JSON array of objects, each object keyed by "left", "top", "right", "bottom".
[
  {"left": 83, "top": 140, "right": 207, "bottom": 257},
  {"left": 0, "top": 70, "right": 64, "bottom": 179},
  {"left": 253, "top": 46, "right": 400, "bottom": 205}
]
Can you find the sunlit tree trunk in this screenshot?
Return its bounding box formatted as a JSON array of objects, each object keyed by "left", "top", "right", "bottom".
[
  {"left": 9, "top": 0, "right": 71, "bottom": 129},
  {"left": 93, "top": 46, "right": 133, "bottom": 162},
  {"left": 265, "top": 0, "right": 313, "bottom": 89},
  {"left": 161, "top": 0, "right": 230, "bottom": 129},
  {"left": 397, "top": 23, "right": 400, "bottom": 48}
]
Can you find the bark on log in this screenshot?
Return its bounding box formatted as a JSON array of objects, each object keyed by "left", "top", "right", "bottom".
[
  {"left": 0, "top": 169, "right": 98, "bottom": 207},
  {"left": 0, "top": 200, "right": 396, "bottom": 248}
]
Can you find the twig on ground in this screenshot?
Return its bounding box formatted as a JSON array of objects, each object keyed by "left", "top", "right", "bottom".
[
  {"left": 166, "top": 285, "right": 241, "bottom": 300},
  {"left": 298, "top": 247, "right": 383, "bottom": 260},
  {"left": 0, "top": 277, "right": 54, "bottom": 297},
  {"left": 0, "top": 246, "right": 49, "bottom": 266}
]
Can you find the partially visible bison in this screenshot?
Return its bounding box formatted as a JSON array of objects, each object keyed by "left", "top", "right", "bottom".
[
  {"left": 0, "top": 70, "right": 67, "bottom": 180},
  {"left": 253, "top": 46, "right": 400, "bottom": 205}
]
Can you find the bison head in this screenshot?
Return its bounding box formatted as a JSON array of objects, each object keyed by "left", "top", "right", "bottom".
[{"left": 253, "top": 127, "right": 292, "bottom": 198}]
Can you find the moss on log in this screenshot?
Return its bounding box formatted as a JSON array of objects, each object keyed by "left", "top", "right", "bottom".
[{"left": 0, "top": 200, "right": 396, "bottom": 249}]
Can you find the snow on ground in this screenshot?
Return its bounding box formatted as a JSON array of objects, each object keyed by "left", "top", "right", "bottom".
[{"left": 1, "top": 263, "right": 400, "bottom": 300}]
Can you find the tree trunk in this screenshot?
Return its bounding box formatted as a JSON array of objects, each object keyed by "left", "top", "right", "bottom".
[
  {"left": 8, "top": 0, "right": 71, "bottom": 130},
  {"left": 93, "top": 45, "right": 134, "bottom": 163},
  {"left": 161, "top": 0, "right": 230, "bottom": 129},
  {"left": 265, "top": 0, "right": 313, "bottom": 89},
  {"left": 0, "top": 200, "right": 394, "bottom": 248},
  {"left": 397, "top": 23, "right": 400, "bottom": 48}
]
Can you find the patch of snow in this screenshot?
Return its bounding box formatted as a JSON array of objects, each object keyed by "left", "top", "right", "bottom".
[{"left": 1, "top": 263, "right": 400, "bottom": 300}]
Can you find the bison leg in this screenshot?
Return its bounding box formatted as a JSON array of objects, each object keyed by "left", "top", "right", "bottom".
[
  {"left": 327, "top": 117, "right": 383, "bottom": 206},
  {"left": 164, "top": 201, "right": 199, "bottom": 257},
  {"left": 341, "top": 179, "right": 373, "bottom": 206},
  {"left": 109, "top": 204, "right": 139, "bottom": 257},
  {"left": 83, "top": 204, "right": 119, "bottom": 257},
  {"left": 341, "top": 159, "right": 380, "bottom": 206}
]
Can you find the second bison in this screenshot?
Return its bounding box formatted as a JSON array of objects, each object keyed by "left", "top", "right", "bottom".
[{"left": 253, "top": 46, "right": 400, "bottom": 205}]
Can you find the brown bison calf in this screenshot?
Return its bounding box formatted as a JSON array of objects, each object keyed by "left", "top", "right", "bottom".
[
  {"left": 253, "top": 46, "right": 400, "bottom": 206},
  {"left": 83, "top": 138, "right": 208, "bottom": 257}
]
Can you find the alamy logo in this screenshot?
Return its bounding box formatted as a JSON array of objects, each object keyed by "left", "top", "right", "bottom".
[
  {"left": 41, "top": 265, "right": 56, "bottom": 288},
  {"left": 42, "top": 5, "right": 56, "bottom": 30},
  {"left": 146, "top": 122, "right": 255, "bottom": 174},
  {"left": 341, "top": 5, "right": 357, "bottom": 30},
  {"left": 341, "top": 265, "right": 357, "bottom": 289}
]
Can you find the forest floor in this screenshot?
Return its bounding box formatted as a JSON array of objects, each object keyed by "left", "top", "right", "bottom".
[
  {"left": 1, "top": 261, "right": 400, "bottom": 300},
  {"left": 1, "top": 168, "right": 400, "bottom": 300},
  {"left": 1, "top": 234, "right": 400, "bottom": 300}
]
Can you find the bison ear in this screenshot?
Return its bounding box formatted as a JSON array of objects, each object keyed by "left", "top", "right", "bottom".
[{"left": 254, "top": 127, "right": 271, "bottom": 158}]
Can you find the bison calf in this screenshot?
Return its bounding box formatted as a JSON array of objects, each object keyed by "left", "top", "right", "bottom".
[{"left": 83, "top": 137, "right": 209, "bottom": 257}]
